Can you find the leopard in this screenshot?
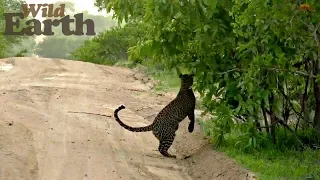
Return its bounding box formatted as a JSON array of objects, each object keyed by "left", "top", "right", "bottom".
[{"left": 113, "top": 73, "right": 196, "bottom": 158}]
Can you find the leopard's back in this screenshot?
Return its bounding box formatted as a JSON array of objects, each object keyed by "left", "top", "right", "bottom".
[
  {"left": 157, "top": 90, "right": 195, "bottom": 122},
  {"left": 152, "top": 88, "right": 196, "bottom": 138}
]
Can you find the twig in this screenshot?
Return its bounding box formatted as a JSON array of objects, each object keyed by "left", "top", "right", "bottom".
[
  {"left": 67, "top": 111, "right": 112, "bottom": 118},
  {"left": 234, "top": 115, "right": 247, "bottom": 122},
  {"left": 299, "top": 19, "right": 320, "bottom": 46},
  {"left": 278, "top": 86, "right": 305, "bottom": 122},
  {"left": 259, "top": 125, "right": 275, "bottom": 129},
  {"left": 289, "top": 10, "right": 299, "bottom": 27},
  {"left": 215, "top": 170, "right": 227, "bottom": 178},
  {"left": 216, "top": 68, "right": 241, "bottom": 75},
  {"left": 312, "top": 22, "right": 320, "bottom": 47},
  {"left": 171, "top": 17, "right": 192, "bottom": 29},
  {"left": 261, "top": 66, "right": 316, "bottom": 78},
  {"left": 215, "top": 66, "right": 316, "bottom": 78}
]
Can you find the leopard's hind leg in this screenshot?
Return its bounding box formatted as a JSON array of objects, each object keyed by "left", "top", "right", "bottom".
[{"left": 158, "top": 133, "right": 176, "bottom": 158}]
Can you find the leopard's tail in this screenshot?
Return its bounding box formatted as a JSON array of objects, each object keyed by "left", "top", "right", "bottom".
[{"left": 113, "top": 105, "right": 154, "bottom": 132}]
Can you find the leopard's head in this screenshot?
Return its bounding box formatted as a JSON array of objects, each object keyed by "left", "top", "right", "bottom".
[{"left": 179, "top": 74, "right": 194, "bottom": 89}]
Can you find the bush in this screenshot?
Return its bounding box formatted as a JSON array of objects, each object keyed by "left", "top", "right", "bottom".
[{"left": 72, "top": 21, "right": 147, "bottom": 65}]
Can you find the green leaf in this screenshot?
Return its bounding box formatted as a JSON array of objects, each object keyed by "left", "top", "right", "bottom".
[
  {"left": 291, "top": 100, "right": 301, "bottom": 111},
  {"left": 316, "top": 75, "right": 320, "bottom": 83},
  {"left": 107, "top": 2, "right": 113, "bottom": 12}
]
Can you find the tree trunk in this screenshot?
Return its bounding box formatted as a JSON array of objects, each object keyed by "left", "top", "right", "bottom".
[
  {"left": 269, "top": 93, "right": 277, "bottom": 144},
  {"left": 313, "top": 79, "right": 320, "bottom": 129},
  {"left": 313, "top": 24, "right": 320, "bottom": 130},
  {"left": 261, "top": 100, "right": 270, "bottom": 133},
  {"left": 300, "top": 63, "right": 310, "bottom": 128}
]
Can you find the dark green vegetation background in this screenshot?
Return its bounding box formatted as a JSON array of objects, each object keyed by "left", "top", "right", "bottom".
[{"left": 1, "top": 0, "right": 320, "bottom": 179}]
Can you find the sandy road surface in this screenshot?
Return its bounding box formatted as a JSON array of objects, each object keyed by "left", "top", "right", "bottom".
[{"left": 0, "top": 57, "right": 255, "bottom": 180}]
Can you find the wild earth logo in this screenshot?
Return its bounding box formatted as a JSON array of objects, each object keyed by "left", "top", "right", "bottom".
[{"left": 3, "top": 3, "right": 96, "bottom": 36}]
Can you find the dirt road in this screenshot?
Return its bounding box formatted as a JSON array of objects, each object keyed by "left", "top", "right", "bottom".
[{"left": 0, "top": 57, "right": 255, "bottom": 180}]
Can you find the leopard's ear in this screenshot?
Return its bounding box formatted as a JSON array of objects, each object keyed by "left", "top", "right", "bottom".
[{"left": 179, "top": 74, "right": 183, "bottom": 78}]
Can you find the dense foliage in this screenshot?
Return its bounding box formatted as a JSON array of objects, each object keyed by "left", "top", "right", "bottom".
[
  {"left": 72, "top": 21, "right": 147, "bottom": 64},
  {"left": 91, "top": 0, "right": 320, "bottom": 150},
  {"left": 0, "top": 0, "right": 31, "bottom": 57}
]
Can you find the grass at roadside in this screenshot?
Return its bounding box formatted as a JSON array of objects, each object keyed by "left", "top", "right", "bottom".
[
  {"left": 218, "top": 146, "right": 320, "bottom": 180},
  {"left": 115, "top": 60, "right": 180, "bottom": 92},
  {"left": 199, "top": 120, "right": 320, "bottom": 180},
  {"left": 149, "top": 71, "right": 180, "bottom": 91}
]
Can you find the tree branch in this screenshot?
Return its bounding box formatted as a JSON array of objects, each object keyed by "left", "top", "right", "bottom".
[
  {"left": 67, "top": 111, "right": 112, "bottom": 118},
  {"left": 260, "top": 66, "right": 316, "bottom": 78},
  {"left": 171, "top": 17, "right": 193, "bottom": 29},
  {"left": 215, "top": 66, "right": 316, "bottom": 78},
  {"left": 216, "top": 68, "right": 241, "bottom": 75},
  {"left": 312, "top": 22, "right": 320, "bottom": 47}
]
